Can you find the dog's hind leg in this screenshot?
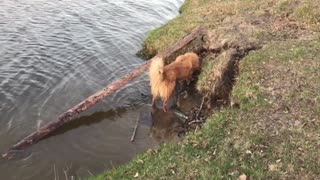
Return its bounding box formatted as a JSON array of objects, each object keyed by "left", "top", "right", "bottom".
[{"left": 162, "top": 81, "right": 176, "bottom": 112}]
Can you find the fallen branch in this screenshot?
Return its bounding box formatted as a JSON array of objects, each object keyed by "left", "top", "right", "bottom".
[
  {"left": 130, "top": 117, "right": 140, "bottom": 142},
  {"left": 2, "top": 26, "right": 206, "bottom": 159}
]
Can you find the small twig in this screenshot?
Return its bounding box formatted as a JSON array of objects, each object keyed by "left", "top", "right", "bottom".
[
  {"left": 196, "top": 96, "right": 206, "bottom": 120},
  {"left": 194, "top": 125, "right": 199, "bottom": 133},
  {"left": 87, "top": 169, "right": 94, "bottom": 176},
  {"left": 130, "top": 117, "right": 140, "bottom": 142},
  {"left": 109, "top": 160, "right": 115, "bottom": 169},
  {"left": 63, "top": 171, "right": 68, "bottom": 180},
  {"left": 63, "top": 164, "right": 70, "bottom": 180},
  {"left": 37, "top": 119, "right": 42, "bottom": 132},
  {"left": 188, "top": 120, "right": 203, "bottom": 125},
  {"left": 53, "top": 164, "right": 58, "bottom": 180}
]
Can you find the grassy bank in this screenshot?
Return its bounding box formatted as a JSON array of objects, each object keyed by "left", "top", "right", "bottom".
[
  {"left": 92, "top": 0, "right": 320, "bottom": 179},
  {"left": 138, "top": 0, "right": 320, "bottom": 58}
]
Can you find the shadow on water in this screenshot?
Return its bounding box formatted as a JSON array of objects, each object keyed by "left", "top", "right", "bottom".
[
  {"left": 150, "top": 107, "right": 185, "bottom": 144},
  {"left": 50, "top": 108, "right": 128, "bottom": 138},
  {"left": 48, "top": 104, "right": 185, "bottom": 149}
]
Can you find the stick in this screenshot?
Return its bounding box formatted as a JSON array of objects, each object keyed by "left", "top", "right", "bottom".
[
  {"left": 196, "top": 96, "right": 206, "bottom": 120},
  {"left": 130, "top": 117, "right": 140, "bottom": 142},
  {"left": 53, "top": 164, "right": 58, "bottom": 180},
  {"left": 188, "top": 120, "right": 203, "bottom": 125},
  {"left": 2, "top": 27, "right": 206, "bottom": 159},
  {"left": 173, "top": 109, "right": 189, "bottom": 122}
]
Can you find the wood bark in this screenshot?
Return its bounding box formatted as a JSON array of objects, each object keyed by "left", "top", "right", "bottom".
[{"left": 2, "top": 26, "right": 206, "bottom": 159}]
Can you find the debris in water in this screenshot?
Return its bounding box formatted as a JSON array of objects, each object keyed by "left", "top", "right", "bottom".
[{"left": 130, "top": 116, "right": 140, "bottom": 142}]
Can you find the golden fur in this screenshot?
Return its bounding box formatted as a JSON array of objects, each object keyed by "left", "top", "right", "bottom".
[{"left": 149, "top": 52, "right": 200, "bottom": 112}]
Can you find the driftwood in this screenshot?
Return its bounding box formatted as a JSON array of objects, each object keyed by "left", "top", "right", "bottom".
[{"left": 2, "top": 26, "right": 206, "bottom": 159}]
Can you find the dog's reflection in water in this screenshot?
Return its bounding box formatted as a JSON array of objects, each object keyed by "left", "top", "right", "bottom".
[{"left": 149, "top": 107, "right": 184, "bottom": 144}]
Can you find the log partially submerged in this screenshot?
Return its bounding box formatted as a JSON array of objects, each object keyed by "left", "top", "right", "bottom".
[{"left": 2, "top": 27, "right": 206, "bottom": 159}]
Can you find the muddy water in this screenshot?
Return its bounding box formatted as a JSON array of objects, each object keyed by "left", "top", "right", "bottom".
[{"left": 0, "top": 0, "right": 183, "bottom": 179}]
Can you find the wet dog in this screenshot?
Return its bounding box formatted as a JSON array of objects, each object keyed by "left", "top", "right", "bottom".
[{"left": 149, "top": 52, "right": 200, "bottom": 112}]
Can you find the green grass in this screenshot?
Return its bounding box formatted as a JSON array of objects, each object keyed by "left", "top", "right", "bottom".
[{"left": 229, "top": 40, "right": 320, "bottom": 178}]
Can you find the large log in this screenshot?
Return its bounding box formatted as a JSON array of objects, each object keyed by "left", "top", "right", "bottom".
[{"left": 2, "top": 27, "right": 206, "bottom": 159}]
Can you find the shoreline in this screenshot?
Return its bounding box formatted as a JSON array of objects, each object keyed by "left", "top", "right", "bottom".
[{"left": 91, "top": 0, "right": 320, "bottom": 179}]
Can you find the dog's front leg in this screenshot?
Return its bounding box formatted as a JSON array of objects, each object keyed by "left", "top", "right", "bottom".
[
  {"left": 163, "top": 90, "right": 175, "bottom": 112},
  {"left": 163, "top": 102, "right": 168, "bottom": 112},
  {"left": 152, "top": 96, "right": 157, "bottom": 107}
]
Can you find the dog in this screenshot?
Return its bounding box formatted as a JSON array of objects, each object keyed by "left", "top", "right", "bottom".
[{"left": 149, "top": 52, "right": 200, "bottom": 112}]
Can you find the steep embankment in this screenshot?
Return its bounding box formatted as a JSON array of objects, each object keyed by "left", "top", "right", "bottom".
[{"left": 92, "top": 0, "right": 320, "bottom": 179}]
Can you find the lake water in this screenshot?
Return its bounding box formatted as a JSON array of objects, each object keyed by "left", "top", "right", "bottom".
[{"left": 0, "top": 0, "right": 183, "bottom": 179}]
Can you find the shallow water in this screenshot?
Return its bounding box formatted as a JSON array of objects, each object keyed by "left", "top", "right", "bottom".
[{"left": 0, "top": 0, "right": 183, "bottom": 179}]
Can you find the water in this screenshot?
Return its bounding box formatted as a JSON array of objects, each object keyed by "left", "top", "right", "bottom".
[{"left": 0, "top": 0, "right": 183, "bottom": 179}]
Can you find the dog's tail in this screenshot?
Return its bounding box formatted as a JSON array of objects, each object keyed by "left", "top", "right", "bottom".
[{"left": 149, "top": 56, "right": 165, "bottom": 96}]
